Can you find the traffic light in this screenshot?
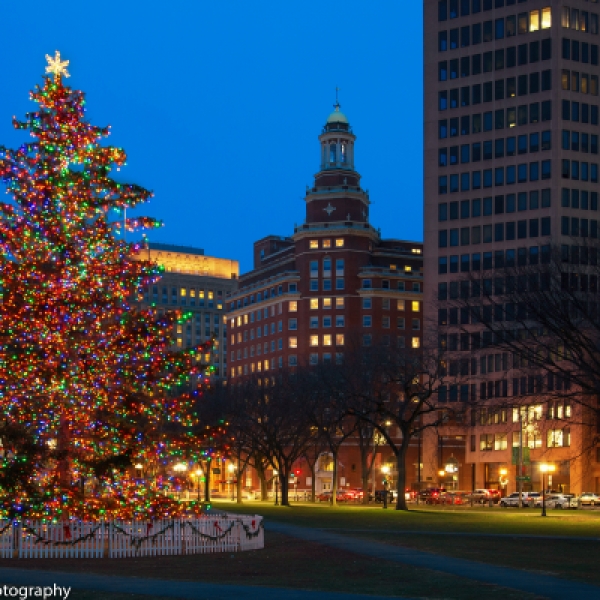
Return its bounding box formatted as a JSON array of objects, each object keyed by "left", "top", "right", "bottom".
[
  {"left": 382, "top": 478, "right": 387, "bottom": 485},
  {"left": 294, "top": 469, "right": 301, "bottom": 477}
]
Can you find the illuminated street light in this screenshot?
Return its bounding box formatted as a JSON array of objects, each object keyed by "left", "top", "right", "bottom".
[{"left": 540, "top": 464, "right": 556, "bottom": 517}]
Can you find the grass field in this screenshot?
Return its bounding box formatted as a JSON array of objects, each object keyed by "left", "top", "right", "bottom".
[{"left": 214, "top": 500, "right": 600, "bottom": 586}]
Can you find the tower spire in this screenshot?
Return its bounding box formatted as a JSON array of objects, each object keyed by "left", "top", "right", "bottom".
[{"left": 334, "top": 86, "right": 341, "bottom": 111}]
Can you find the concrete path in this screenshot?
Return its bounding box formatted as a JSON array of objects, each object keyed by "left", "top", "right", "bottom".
[
  {"left": 0, "top": 567, "right": 414, "bottom": 600},
  {"left": 268, "top": 521, "right": 600, "bottom": 600},
  {"left": 319, "top": 528, "right": 600, "bottom": 541}
]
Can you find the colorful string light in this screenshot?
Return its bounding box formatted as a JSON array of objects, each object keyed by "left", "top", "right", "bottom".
[{"left": 0, "top": 57, "right": 224, "bottom": 520}]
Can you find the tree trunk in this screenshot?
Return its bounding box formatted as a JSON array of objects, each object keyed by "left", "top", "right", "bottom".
[
  {"left": 310, "top": 465, "right": 316, "bottom": 502},
  {"left": 204, "top": 462, "right": 211, "bottom": 503},
  {"left": 331, "top": 451, "right": 338, "bottom": 507},
  {"left": 279, "top": 464, "right": 290, "bottom": 506},
  {"left": 360, "top": 445, "right": 371, "bottom": 505},
  {"left": 236, "top": 463, "right": 245, "bottom": 504},
  {"left": 256, "top": 459, "right": 268, "bottom": 501},
  {"left": 395, "top": 441, "right": 410, "bottom": 511}
]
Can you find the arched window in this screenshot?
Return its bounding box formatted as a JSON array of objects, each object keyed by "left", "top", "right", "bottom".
[
  {"left": 329, "top": 143, "right": 337, "bottom": 163},
  {"left": 340, "top": 142, "right": 346, "bottom": 163}
]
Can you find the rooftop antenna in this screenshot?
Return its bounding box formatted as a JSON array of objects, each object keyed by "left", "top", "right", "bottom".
[{"left": 334, "top": 86, "right": 341, "bottom": 110}]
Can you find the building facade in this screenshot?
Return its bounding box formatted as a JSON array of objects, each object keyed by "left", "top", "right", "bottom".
[
  {"left": 425, "top": 0, "right": 600, "bottom": 494},
  {"left": 227, "top": 104, "right": 437, "bottom": 494},
  {"left": 136, "top": 242, "right": 239, "bottom": 379}
]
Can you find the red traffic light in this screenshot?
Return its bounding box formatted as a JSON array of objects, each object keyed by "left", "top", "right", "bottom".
[{"left": 294, "top": 469, "right": 301, "bottom": 477}]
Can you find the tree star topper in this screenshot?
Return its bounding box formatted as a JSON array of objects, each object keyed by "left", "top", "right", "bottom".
[{"left": 45, "top": 51, "right": 70, "bottom": 80}]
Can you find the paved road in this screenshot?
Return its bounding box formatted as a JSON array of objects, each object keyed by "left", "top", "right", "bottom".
[
  {"left": 268, "top": 521, "right": 600, "bottom": 600},
  {"left": 0, "top": 567, "right": 414, "bottom": 600}
]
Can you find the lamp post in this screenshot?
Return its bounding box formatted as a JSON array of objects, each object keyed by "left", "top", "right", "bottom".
[
  {"left": 540, "top": 463, "right": 556, "bottom": 517},
  {"left": 193, "top": 468, "right": 203, "bottom": 502},
  {"left": 273, "top": 469, "right": 279, "bottom": 506},
  {"left": 499, "top": 468, "right": 508, "bottom": 498},
  {"left": 381, "top": 465, "right": 390, "bottom": 509},
  {"left": 228, "top": 463, "right": 235, "bottom": 501},
  {"left": 173, "top": 462, "right": 188, "bottom": 500}
]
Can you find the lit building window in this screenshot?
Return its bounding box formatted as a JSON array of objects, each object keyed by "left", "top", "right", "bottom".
[
  {"left": 208, "top": 291, "right": 214, "bottom": 300},
  {"left": 310, "top": 298, "right": 319, "bottom": 309},
  {"left": 310, "top": 335, "right": 319, "bottom": 347},
  {"left": 180, "top": 288, "right": 187, "bottom": 297},
  {"left": 264, "top": 359, "right": 269, "bottom": 370},
  {"left": 176, "top": 325, "right": 183, "bottom": 334},
  {"left": 530, "top": 9, "right": 540, "bottom": 31},
  {"left": 390, "top": 264, "right": 397, "bottom": 271},
  {"left": 397, "top": 300, "right": 405, "bottom": 311},
  {"left": 323, "top": 297, "right": 332, "bottom": 309},
  {"left": 251, "top": 363, "right": 255, "bottom": 373},
  {"left": 177, "top": 338, "right": 182, "bottom": 347},
  {"left": 336, "top": 297, "right": 345, "bottom": 309},
  {"left": 336, "top": 334, "right": 345, "bottom": 345},
  {"left": 404, "top": 265, "right": 412, "bottom": 272},
  {"left": 230, "top": 319, "right": 235, "bottom": 327},
  {"left": 412, "top": 337, "right": 421, "bottom": 349},
  {"left": 335, "top": 238, "right": 344, "bottom": 247},
  {"left": 243, "top": 314, "right": 248, "bottom": 325},
  {"left": 547, "top": 428, "right": 570, "bottom": 447},
  {"left": 541, "top": 7, "right": 551, "bottom": 29},
  {"left": 237, "top": 316, "right": 242, "bottom": 326},
  {"left": 412, "top": 301, "right": 420, "bottom": 312},
  {"left": 289, "top": 301, "right": 298, "bottom": 312},
  {"left": 289, "top": 337, "right": 298, "bottom": 348},
  {"left": 257, "top": 362, "right": 262, "bottom": 372},
  {"left": 411, "top": 248, "right": 421, "bottom": 254},
  {"left": 323, "top": 335, "right": 332, "bottom": 346},
  {"left": 323, "top": 239, "right": 331, "bottom": 248},
  {"left": 310, "top": 240, "right": 319, "bottom": 249}
]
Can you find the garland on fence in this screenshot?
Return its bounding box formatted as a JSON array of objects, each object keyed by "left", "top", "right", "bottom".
[
  {"left": 21, "top": 523, "right": 104, "bottom": 547},
  {"left": 238, "top": 518, "right": 263, "bottom": 539},
  {"left": 111, "top": 521, "right": 176, "bottom": 550},
  {"left": 0, "top": 521, "right": 12, "bottom": 536},
  {"left": 185, "top": 520, "right": 236, "bottom": 541}
]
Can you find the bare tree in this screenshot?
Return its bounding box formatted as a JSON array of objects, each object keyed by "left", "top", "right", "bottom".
[
  {"left": 448, "top": 241, "right": 600, "bottom": 437},
  {"left": 226, "top": 372, "right": 314, "bottom": 506},
  {"left": 339, "top": 341, "right": 450, "bottom": 511}
]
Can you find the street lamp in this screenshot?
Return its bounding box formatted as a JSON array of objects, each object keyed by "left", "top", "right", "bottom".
[
  {"left": 540, "top": 463, "right": 556, "bottom": 517},
  {"left": 381, "top": 465, "right": 390, "bottom": 509},
  {"left": 192, "top": 468, "right": 203, "bottom": 502},
  {"left": 173, "top": 462, "right": 188, "bottom": 500},
  {"left": 499, "top": 468, "right": 508, "bottom": 498},
  {"left": 228, "top": 463, "right": 235, "bottom": 501}
]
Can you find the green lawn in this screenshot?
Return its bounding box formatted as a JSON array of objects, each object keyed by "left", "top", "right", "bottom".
[
  {"left": 214, "top": 499, "right": 600, "bottom": 536},
  {"left": 215, "top": 500, "right": 600, "bottom": 586}
]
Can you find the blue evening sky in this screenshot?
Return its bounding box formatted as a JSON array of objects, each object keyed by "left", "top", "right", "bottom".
[{"left": 0, "top": 1, "right": 423, "bottom": 273}]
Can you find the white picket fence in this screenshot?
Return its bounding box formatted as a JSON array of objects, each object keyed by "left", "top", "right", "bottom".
[
  {"left": 0, "top": 515, "right": 264, "bottom": 559},
  {"left": 0, "top": 521, "right": 14, "bottom": 558}
]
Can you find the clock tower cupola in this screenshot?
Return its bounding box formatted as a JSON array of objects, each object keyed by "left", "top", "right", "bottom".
[{"left": 304, "top": 96, "right": 370, "bottom": 225}]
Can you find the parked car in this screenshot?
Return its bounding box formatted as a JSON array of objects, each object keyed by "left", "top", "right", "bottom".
[
  {"left": 577, "top": 492, "right": 600, "bottom": 506},
  {"left": 468, "top": 489, "right": 502, "bottom": 504},
  {"left": 419, "top": 488, "right": 446, "bottom": 502},
  {"left": 499, "top": 492, "right": 540, "bottom": 507},
  {"left": 534, "top": 494, "right": 578, "bottom": 509}
]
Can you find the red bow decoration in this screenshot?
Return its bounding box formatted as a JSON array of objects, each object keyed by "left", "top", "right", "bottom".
[
  {"left": 214, "top": 521, "right": 222, "bottom": 532},
  {"left": 146, "top": 522, "right": 153, "bottom": 535},
  {"left": 251, "top": 520, "right": 256, "bottom": 529},
  {"left": 63, "top": 524, "right": 71, "bottom": 540}
]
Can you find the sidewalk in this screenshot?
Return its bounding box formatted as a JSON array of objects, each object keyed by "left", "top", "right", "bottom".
[
  {"left": 267, "top": 521, "right": 600, "bottom": 600},
  {"left": 0, "top": 567, "right": 414, "bottom": 600}
]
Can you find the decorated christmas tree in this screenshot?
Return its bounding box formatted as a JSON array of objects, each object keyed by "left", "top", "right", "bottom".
[{"left": 0, "top": 53, "right": 215, "bottom": 519}]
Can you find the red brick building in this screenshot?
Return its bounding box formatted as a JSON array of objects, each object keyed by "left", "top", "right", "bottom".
[{"left": 226, "top": 103, "right": 437, "bottom": 495}]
